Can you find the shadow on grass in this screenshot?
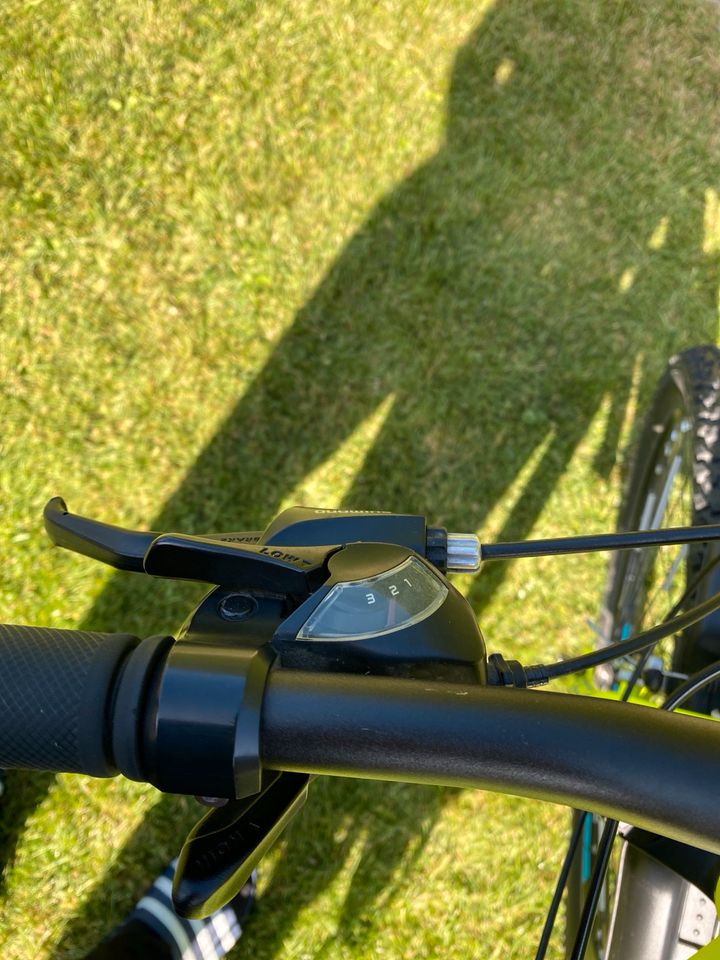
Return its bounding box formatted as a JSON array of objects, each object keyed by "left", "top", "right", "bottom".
[
  {"left": 5, "top": 0, "right": 720, "bottom": 955},
  {"left": 47, "top": 779, "right": 455, "bottom": 960}
]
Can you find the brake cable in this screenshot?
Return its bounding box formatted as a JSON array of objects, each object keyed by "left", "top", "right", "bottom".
[
  {"left": 569, "top": 661, "right": 720, "bottom": 960},
  {"left": 534, "top": 553, "right": 720, "bottom": 960},
  {"left": 487, "top": 585, "right": 720, "bottom": 687}
]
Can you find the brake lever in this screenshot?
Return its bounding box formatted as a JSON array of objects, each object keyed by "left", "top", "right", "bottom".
[
  {"left": 44, "top": 498, "right": 334, "bottom": 595},
  {"left": 144, "top": 533, "right": 332, "bottom": 594},
  {"left": 44, "top": 497, "right": 156, "bottom": 572},
  {"left": 44, "top": 497, "right": 263, "bottom": 568}
]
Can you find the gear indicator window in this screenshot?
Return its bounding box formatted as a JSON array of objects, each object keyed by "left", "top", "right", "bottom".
[{"left": 297, "top": 557, "right": 448, "bottom": 642}]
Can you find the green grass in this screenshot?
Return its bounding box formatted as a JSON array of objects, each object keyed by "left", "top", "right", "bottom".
[{"left": 1, "top": 0, "right": 719, "bottom": 956}]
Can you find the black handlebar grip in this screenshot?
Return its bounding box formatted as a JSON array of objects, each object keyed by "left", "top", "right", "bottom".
[{"left": 0, "top": 624, "right": 139, "bottom": 776}]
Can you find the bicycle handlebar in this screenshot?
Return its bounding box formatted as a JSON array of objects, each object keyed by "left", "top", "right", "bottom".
[
  {"left": 261, "top": 671, "right": 720, "bottom": 853},
  {"left": 1, "top": 624, "right": 720, "bottom": 855}
]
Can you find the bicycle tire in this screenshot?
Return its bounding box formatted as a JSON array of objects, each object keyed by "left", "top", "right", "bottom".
[
  {"left": 605, "top": 344, "right": 720, "bottom": 691},
  {"left": 564, "top": 344, "right": 720, "bottom": 959}
]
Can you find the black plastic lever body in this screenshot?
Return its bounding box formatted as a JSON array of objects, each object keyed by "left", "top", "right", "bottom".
[
  {"left": 144, "top": 534, "right": 333, "bottom": 594},
  {"left": 44, "top": 497, "right": 155, "bottom": 572},
  {"left": 44, "top": 498, "right": 335, "bottom": 592},
  {"left": 172, "top": 772, "right": 311, "bottom": 918}
]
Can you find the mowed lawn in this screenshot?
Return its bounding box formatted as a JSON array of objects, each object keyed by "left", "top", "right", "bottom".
[{"left": 1, "top": 0, "right": 720, "bottom": 957}]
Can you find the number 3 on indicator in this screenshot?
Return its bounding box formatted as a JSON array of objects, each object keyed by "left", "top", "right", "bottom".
[{"left": 366, "top": 593, "right": 376, "bottom": 605}]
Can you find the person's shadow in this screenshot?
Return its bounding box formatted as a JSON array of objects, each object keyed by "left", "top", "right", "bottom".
[{"left": 4, "top": 1, "right": 719, "bottom": 956}]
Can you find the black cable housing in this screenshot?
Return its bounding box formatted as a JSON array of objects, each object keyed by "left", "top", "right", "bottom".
[
  {"left": 535, "top": 586, "right": 720, "bottom": 681},
  {"left": 481, "top": 523, "right": 720, "bottom": 562},
  {"left": 567, "top": 660, "right": 720, "bottom": 959},
  {"left": 535, "top": 553, "right": 720, "bottom": 959}
]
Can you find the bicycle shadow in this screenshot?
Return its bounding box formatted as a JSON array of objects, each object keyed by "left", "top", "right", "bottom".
[{"left": 6, "top": 0, "right": 719, "bottom": 955}]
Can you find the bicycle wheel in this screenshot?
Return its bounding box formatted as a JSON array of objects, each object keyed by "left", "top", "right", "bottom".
[{"left": 564, "top": 344, "right": 720, "bottom": 959}]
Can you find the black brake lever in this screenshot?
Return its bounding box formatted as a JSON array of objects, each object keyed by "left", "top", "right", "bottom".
[
  {"left": 144, "top": 533, "right": 333, "bottom": 594},
  {"left": 44, "top": 498, "right": 335, "bottom": 595},
  {"left": 44, "top": 499, "right": 265, "bottom": 571},
  {"left": 44, "top": 497, "right": 156, "bottom": 572}
]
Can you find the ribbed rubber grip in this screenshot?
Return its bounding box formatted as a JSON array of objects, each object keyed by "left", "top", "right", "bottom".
[{"left": 0, "top": 624, "right": 139, "bottom": 776}]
